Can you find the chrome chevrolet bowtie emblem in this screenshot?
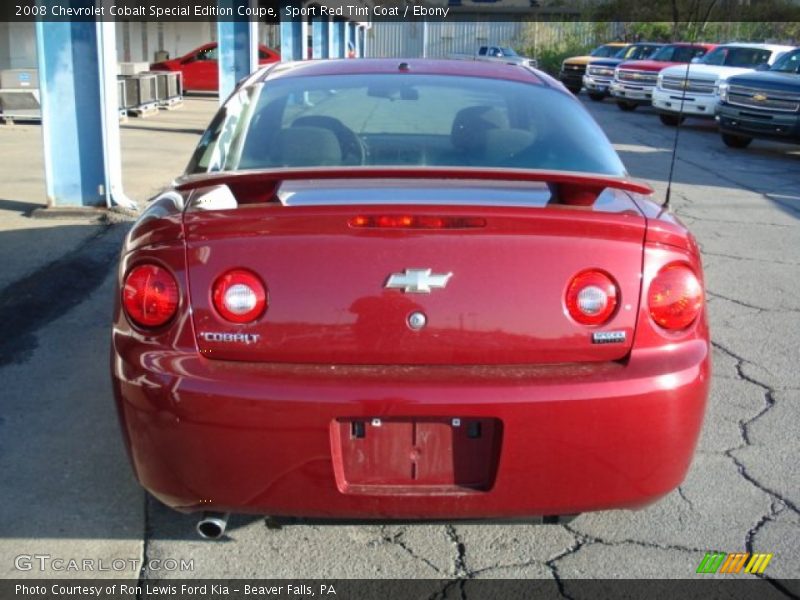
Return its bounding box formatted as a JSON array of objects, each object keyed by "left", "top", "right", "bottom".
[{"left": 385, "top": 269, "right": 453, "bottom": 294}]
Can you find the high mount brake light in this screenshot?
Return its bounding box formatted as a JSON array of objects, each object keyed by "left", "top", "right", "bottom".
[
  {"left": 565, "top": 270, "right": 619, "bottom": 326},
  {"left": 648, "top": 264, "right": 703, "bottom": 330},
  {"left": 122, "top": 264, "right": 179, "bottom": 328},
  {"left": 212, "top": 269, "right": 267, "bottom": 323},
  {"left": 349, "top": 215, "right": 486, "bottom": 229}
]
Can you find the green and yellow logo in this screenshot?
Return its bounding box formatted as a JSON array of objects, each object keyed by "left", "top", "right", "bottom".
[{"left": 696, "top": 552, "right": 773, "bottom": 574}]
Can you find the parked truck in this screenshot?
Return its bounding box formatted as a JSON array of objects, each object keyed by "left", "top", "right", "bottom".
[
  {"left": 452, "top": 46, "right": 538, "bottom": 69},
  {"left": 716, "top": 47, "right": 800, "bottom": 148}
]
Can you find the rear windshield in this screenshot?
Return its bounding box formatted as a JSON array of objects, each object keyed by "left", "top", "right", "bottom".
[
  {"left": 187, "top": 73, "right": 625, "bottom": 177},
  {"left": 701, "top": 46, "right": 773, "bottom": 67}
]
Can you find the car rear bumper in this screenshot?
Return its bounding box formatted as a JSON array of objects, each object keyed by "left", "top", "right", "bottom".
[
  {"left": 652, "top": 89, "right": 718, "bottom": 117},
  {"left": 717, "top": 103, "right": 800, "bottom": 142},
  {"left": 112, "top": 339, "right": 709, "bottom": 519}
]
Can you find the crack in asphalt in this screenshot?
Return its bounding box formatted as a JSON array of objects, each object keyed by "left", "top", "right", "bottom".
[
  {"left": 444, "top": 525, "right": 469, "bottom": 579},
  {"left": 562, "top": 523, "right": 709, "bottom": 555},
  {"left": 544, "top": 533, "right": 585, "bottom": 600},
  {"left": 709, "top": 339, "right": 800, "bottom": 595},
  {"left": 706, "top": 290, "right": 766, "bottom": 313},
  {"left": 676, "top": 486, "right": 696, "bottom": 513},
  {"left": 377, "top": 526, "right": 444, "bottom": 575},
  {"left": 136, "top": 493, "right": 152, "bottom": 596},
  {"left": 678, "top": 213, "right": 796, "bottom": 228},
  {"left": 702, "top": 251, "right": 800, "bottom": 268},
  {"left": 706, "top": 290, "right": 800, "bottom": 315},
  {"left": 744, "top": 504, "right": 800, "bottom": 600}
]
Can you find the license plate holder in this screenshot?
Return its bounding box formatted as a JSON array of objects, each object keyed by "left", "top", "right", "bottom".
[{"left": 331, "top": 417, "right": 501, "bottom": 494}]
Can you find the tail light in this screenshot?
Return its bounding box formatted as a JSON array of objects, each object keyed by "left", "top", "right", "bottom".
[
  {"left": 349, "top": 215, "right": 486, "bottom": 229},
  {"left": 565, "top": 270, "right": 618, "bottom": 325},
  {"left": 212, "top": 269, "right": 267, "bottom": 323},
  {"left": 648, "top": 264, "right": 703, "bottom": 330},
  {"left": 122, "top": 264, "right": 179, "bottom": 328}
]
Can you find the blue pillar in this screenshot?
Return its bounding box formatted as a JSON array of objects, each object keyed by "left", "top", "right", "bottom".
[
  {"left": 312, "top": 17, "right": 330, "bottom": 59},
  {"left": 327, "top": 19, "right": 336, "bottom": 58},
  {"left": 217, "top": 0, "right": 258, "bottom": 102},
  {"left": 345, "top": 21, "right": 354, "bottom": 57},
  {"left": 280, "top": 0, "right": 303, "bottom": 61},
  {"left": 331, "top": 19, "right": 345, "bottom": 59},
  {"left": 356, "top": 25, "right": 364, "bottom": 58},
  {"left": 36, "top": 19, "right": 129, "bottom": 209}
]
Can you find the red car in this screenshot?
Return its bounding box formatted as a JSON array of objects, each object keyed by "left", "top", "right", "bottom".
[
  {"left": 112, "top": 59, "right": 710, "bottom": 538},
  {"left": 150, "top": 42, "right": 280, "bottom": 92},
  {"left": 610, "top": 43, "right": 715, "bottom": 111}
]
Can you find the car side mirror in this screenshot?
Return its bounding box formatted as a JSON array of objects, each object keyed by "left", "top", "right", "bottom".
[{"left": 754, "top": 63, "right": 770, "bottom": 71}]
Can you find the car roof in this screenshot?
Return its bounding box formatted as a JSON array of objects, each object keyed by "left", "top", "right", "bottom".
[
  {"left": 259, "top": 58, "right": 546, "bottom": 85},
  {"left": 665, "top": 42, "right": 716, "bottom": 48},
  {"left": 715, "top": 42, "right": 796, "bottom": 51}
]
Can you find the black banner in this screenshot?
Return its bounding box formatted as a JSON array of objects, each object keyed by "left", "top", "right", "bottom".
[
  {"left": 3, "top": 579, "right": 798, "bottom": 600},
  {"left": 3, "top": 0, "right": 800, "bottom": 22}
]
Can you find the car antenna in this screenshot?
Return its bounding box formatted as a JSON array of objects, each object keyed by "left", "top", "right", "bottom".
[{"left": 664, "top": 29, "right": 699, "bottom": 211}]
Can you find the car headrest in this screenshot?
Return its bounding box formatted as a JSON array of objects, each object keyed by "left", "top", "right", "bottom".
[
  {"left": 272, "top": 126, "right": 342, "bottom": 167},
  {"left": 451, "top": 106, "right": 510, "bottom": 152},
  {"left": 483, "top": 129, "right": 535, "bottom": 164}
]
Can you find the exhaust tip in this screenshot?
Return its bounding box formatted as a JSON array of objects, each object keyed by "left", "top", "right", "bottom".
[{"left": 196, "top": 512, "right": 229, "bottom": 540}]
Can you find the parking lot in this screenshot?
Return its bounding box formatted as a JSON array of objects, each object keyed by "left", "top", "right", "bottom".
[{"left": 0, "top": 93, "right": 798, "bottom": 589}]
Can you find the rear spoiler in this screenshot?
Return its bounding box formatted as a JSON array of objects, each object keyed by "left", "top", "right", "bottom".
[{"left": 175, "top": 167, "right": 654, "bottom": 198}]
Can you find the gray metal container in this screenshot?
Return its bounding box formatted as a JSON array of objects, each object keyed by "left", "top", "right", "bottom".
[
  {"left": 134, "top": 73, "right": 158, "bottom": 105},
  {"left": 151, "top": 71, "right": 182, "bottom": 101},
  {"left": 119, "top": 77, "right": 139, "bottom": 108},
  {"left": 0, "top": 68, "right": 39, "bottom": 90},
  {"left": 0, "top": 89, "right": 42, "bottom": 120}
]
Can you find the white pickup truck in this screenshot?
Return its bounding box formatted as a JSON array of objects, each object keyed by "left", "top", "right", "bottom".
[
  {"left": 452, "top": 46, "right": 538, "bottom": 69},
  {"left": 652, "top": 43, "right": 795, "bottom": 126}
]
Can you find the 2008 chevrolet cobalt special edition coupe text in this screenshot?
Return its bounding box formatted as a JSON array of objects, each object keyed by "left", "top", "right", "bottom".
[{"left": 111, "top": 59, "right": 710, "bottom": 536}]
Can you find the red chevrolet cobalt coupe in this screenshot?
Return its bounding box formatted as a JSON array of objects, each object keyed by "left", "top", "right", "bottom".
[{"left": 111, "top": 59, "right": 709, "bottom": 538}]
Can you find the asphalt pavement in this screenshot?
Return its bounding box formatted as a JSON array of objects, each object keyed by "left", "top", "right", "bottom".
[{"left": 0, "top": 94, "right": 798, "bottom": 590}]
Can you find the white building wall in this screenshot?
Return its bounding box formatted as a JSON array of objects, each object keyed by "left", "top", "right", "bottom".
[
  {"left": 0, "top": 20, "right": 277, "bottom": 72},
  {"left": 114, "top": 22, "right": 277, "bottom": 63},
  {"left": 368, "top": 21, "right": 524, "bottom": 59},
  {"left": 0, "top": 21, "right": 37, "bottom": 69}
]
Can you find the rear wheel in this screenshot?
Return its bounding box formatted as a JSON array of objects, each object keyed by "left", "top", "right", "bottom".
[
  {"left": 588, "top": 91, "right": 606, "bottom": 102},
  {"left": 721, "top": 133, "right": 752, "bottom": 149},
  {"left": 659, "top": 113, "right": 685, "bottom": 126},
  {"left": 566, "top": 85, "right": 582, "bottom": 95},
  {"left": 616, "top": 100, "right": 638, "bottom": 112}
]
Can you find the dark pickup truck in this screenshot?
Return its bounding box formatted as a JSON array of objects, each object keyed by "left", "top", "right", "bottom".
[{"left": 716, "top": 47, "right": 800, "bottom": 148}]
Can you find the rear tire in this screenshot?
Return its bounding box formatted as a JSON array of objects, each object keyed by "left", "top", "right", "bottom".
[
  {"left": 588, "top": 92, "right": 606, "bottom": 102},
  {"left": 566, "top": 85, "right": 582, "bottom": 95},
  {"left": 616, "top": 101, "right": 637, "bottom": 112},
  {"left": 721, "top": 133, "right": 752, "bottom": 148},
  {"left": 659, "top": 113, "right": 685, "bottom": 126}
]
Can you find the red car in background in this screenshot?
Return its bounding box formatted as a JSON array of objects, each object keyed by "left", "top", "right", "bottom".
[
  {"left": 610, "top": 43, "right": 715, "bottom": 111},
  {"left": 112, "top": 59, "right": 709, "bottom": 538},
  {"left": 151, "top": 42, "right": 280, "bottom": 92}
]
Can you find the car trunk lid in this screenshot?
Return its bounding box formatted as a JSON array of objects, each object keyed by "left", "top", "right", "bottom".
[{"left": 182, "top": 175, "right": 647, "bottom": 365}]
